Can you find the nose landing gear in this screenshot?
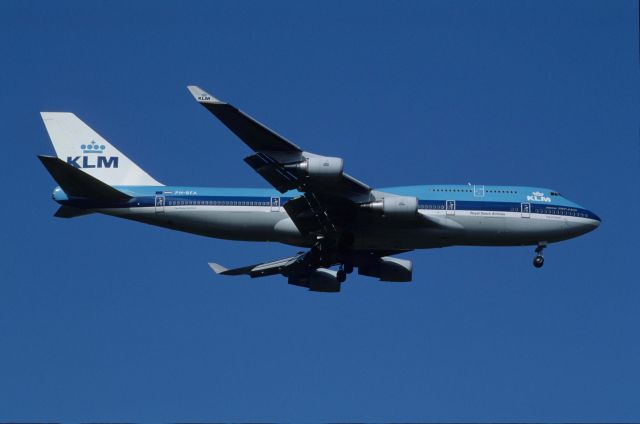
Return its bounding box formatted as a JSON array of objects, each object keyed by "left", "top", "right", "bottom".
[
  {"left": 533, "top": 255, "right": 544, "bottom": 268},
  {"left": 533, "top": 242, "right": 547, "bottom": 268}
]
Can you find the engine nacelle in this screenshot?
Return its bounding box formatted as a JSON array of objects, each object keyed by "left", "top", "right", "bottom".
[
  {"left": 359, "top": 257, "right": 413, "bottom": 282},
  {"left": 290, "top": 156, "right": 344, "bottom": 179},
  {"left": 309, "top": 268, "right": 341, "bottom": 292},
  {"left": 288, "top": 268, "right": 341, "bottom": 292},
  {"left": 361, "top": 196, "right": 418, "bottom": 218}
]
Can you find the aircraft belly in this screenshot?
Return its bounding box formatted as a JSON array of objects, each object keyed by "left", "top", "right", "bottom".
[
  {"left": 101, "top": 207, "right": 308, "bottom": 244},
  {"left": 102, "top": 206, "right": 572, "bottom": 249},
  {"left": 351, "top": 213, "right": 569, "bottom": 249},
  {"left": 169, "top": 209, "right": 278, "bottom": 240},
  {"left": 502, "top": 214, "right": 565, "bottom": 243}
]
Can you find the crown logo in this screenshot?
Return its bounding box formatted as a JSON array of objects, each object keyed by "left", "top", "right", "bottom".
[
  {"left": 532, "top": 191, "right": 544, "bottom": 197},
  {"left": 81, "top": 140, "right": 106, "bottom": 154}
]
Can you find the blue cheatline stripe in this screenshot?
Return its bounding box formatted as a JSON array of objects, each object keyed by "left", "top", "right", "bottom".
[
  {"left": 60, "top": 195, "right": 293, "bottom": 210},
  {"left": 418, "top": 200, "right": 598, "bottom": 220},
  {"left": 59, "top": 195, "right": 600, "bottom": 221}
]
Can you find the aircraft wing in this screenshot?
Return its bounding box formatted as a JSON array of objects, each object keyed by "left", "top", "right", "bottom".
[
  {"left": 209, "top": 254, "right": 304, "bottom": 278},
  {"left": 208, "top": 248, "right": 411, "bottom": 292},
  {"left": 187, "top": 86, "right": 371, "bottom": 199}
]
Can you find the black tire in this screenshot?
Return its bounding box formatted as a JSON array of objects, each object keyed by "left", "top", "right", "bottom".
[
  {"left": 533, "top": 255, "right": 544, "bottom": 268},
  {"left": 337, "top": 269, "right": 347, "bottom": 283},
  {"left": 344, "top": 263, "right": 354, "bottom": 274}
]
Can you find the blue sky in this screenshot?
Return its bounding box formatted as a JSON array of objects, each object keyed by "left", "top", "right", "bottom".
[{"left": 1, "top": 0, "right": 639, "bottom": 421}]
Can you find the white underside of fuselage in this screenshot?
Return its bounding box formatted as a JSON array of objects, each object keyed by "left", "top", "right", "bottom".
[{"left": 97, "top": 204, "right": 599, "bottom": 250}]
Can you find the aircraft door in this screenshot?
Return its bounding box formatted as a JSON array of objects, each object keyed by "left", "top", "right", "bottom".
[
  {"left": 521, "top": 202, "right": 531, "bottom": 218},
  {"left": 270, "top": 197, "right": 280, "bottom": 212},
  {"left": 473, "top": 185, "right": 485, "bottom": 197},
  {"left": 155, "top": 195, "right": 165, "bottom": 213},
  {"left": 446, "top": 200, "right": 455, "bottom": 216}
]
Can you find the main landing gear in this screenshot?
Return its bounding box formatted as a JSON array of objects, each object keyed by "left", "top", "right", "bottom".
[
  {"left": 533, "top": 242, "right": 547, "bottom": 268},
  {"left": 311, "top": 236, "right": 354, "bottom": 283},
  {"left": 336, "top": 263, "right": 353, "bottom": 283},
  {"left": 336, "top": 263, "right": 354, "bottom": 283}
]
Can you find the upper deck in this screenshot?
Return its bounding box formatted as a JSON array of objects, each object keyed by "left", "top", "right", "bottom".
[{"left": 381, "top": 185, "right": 581, "bottom": 208}]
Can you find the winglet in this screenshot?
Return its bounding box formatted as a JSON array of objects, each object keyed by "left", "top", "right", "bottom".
[
  {"left": 187, "top": 86, "right": 224, "bottom": 104},
  {"left": 208, "top": 262, "right": 229, "bottom": 274}
]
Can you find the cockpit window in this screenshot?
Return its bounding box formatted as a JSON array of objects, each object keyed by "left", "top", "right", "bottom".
[{"left": 550, "top": 191, "right": 561, "bottom": 196}]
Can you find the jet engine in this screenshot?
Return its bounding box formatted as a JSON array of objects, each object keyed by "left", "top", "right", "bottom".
[
  {"left": 361, "top": 196, "right": 418, "bottom": 218},
  {"left": 288, "top": 268, "right": 341, "bottom": 292},
  {"left": 287, "top": 156, "right": 344, "bottom": 179},
  {"left": 359, "top": 257, "right": 413, "bottom": 282}
]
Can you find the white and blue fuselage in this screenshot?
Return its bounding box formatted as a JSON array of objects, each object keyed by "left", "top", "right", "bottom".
[{"left": 52, "top": 183, "right": 601, "bottom": 250}]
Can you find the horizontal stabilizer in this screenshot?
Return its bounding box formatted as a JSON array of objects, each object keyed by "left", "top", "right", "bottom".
[
  {"left": 38, "top": 155, "right": 131, "bottom": 202},
  {"left": 54, "top": 205, "right": 94, "bottom": 218}
]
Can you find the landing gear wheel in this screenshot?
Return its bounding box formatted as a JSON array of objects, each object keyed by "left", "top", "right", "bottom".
[
  {"left": 533, "top": 255, "right": 544, "bottom": 268},
  {"left": 337, "top": 269, "right": 347, "bottom": 283},
  {"left": 532, "top": 242, "right": 547, "bottom": 268}
]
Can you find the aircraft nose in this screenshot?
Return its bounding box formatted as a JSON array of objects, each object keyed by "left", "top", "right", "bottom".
[
  {"left": 590, "top": 211, "right": 601, "bottom": 227},
  {"left": 564, "top": 208, "right": 600, "bottom": 238},
  {"left": 584, "top": 210, "right": 601, "bottom": 232}
]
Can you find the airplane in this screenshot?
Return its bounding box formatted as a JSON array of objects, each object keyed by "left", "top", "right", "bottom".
[{"left": 38, "top": 85, "right": 601, "bottom": 292}]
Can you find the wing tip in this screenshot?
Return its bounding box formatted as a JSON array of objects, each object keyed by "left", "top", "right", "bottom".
[
  {"left": 187, "top": 85, "right": 224, "bottom": 104},
  {"left": 40, "top": 111, "right": 75, "bottom": 119},
  {"left": 208, "top": 262, "right": 229, "bottom": 274}
]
